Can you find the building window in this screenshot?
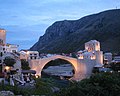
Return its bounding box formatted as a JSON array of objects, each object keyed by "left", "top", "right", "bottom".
[
  {"left": 78, "top": 56, "right": 83, "bottom": 59},
  {"left": 0, "top": 60, "right": 2, "bottom": 63},
  {"left": 0, "top": 39, "right": 3, "bottom": 44},
  {"left": 0, "top": 52, "right": 3, "bottom": 57},
  {"left": 30, "top": 57, "right": 32, "bottom": 59},
  {"left": 0, "top": 65, "right": 2, "bottom": 72},
  {"left": 3, "top": 48, "right": 5, "bottom": 51},
  {"left": 12, "top": 50, "right": 16, "bottom": 53},
  {"left": 34, "top": 57, "right": 37, "bottom": 59}
]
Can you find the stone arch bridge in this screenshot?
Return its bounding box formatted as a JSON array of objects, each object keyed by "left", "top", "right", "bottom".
[{"left": 29, "top": 55, "right": 96, "bottom": 80}]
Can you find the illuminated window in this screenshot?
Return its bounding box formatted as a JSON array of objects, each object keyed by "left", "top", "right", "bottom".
[
  {"left": 91, "top": 56, "right": 96, "bottom": 60},
  {"left": 78, "top": 56, "right": 83, "bottom": 59}
]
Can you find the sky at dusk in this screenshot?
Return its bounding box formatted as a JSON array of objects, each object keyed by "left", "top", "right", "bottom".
[{"left": 0, "top": 0, "right": 120, "bottom": 50}]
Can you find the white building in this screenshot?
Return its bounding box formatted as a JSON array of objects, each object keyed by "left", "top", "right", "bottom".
[
  {"left": 0, "top": 29, "right": 23, "bottom": 85},
  {"left": 77, "top": 40, "right": 103, "bottom": 67},
  {"left": 6, "top": 43, "right": 19, "bottom": 53},
  {"left": 0, "top": 29, "right": 20, "bottom": 73},
  {"left": 19, "top": 50, "right": 39, "bottom": 60},
  {"left": 85, "top": 40, "right": 100, "bottom": 52},
  {"left": 112, "top": 56, "right": 120, "bottom": 63},
  {"left": 0, "top": 29, "right": 19, "bottom": 64},
  {"left": 104, "top": 53, "right": 112, "bottom": 64}
]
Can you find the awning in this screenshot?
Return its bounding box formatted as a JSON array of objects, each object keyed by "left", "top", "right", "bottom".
[
  {"left": 22, "top": 70, "right": 36, "bottom": 74},
  {"left": 94, "top": 64, "right": 103, "bottom": 67}
]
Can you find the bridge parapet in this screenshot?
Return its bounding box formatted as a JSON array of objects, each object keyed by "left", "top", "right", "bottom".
[{"left": 29, "top": 55, "right": 95, "bottom": 81}]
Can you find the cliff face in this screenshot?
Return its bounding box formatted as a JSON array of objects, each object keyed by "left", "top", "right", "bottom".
[{"left": 30, "top": 9, "right": 120, "bottom": 53}]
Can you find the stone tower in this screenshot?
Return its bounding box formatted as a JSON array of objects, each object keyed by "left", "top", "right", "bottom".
[
  {"left": 85, "top": 40, "right": 103, "bottom": 65},
  {"left": 0, "top": 29, "right": 6, "bottom": 44},
  {"left": 85, "top": 40, "right": 100, "bottom": 52}
]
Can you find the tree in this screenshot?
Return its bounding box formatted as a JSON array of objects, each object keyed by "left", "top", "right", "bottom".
[
  {"left": 4, "top": 56, "right": 16, "bottom": 67},
  {"left": 92, "top": 67, "right": 99, "bottom": 73},
  {"left": 71, "top": 53, "right": 77, "bottom": 58},
  {"left": 21, "top": 59, "right": 30, "bottom": 70},
  {"left": 56, "top": 73, "right": 120, "bottom": 96},
  {"left": 110, "top": 62, "right": 120, "bottom": 71}
]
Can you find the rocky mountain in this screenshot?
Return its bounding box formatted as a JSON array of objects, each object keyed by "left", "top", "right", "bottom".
[{"left": 30, "top": 9, "right": 120, "bottom": 53}]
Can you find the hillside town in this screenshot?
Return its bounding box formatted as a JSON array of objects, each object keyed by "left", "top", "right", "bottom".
[{"left": 0, "top": 28, "right": 120, "bottom": 89}]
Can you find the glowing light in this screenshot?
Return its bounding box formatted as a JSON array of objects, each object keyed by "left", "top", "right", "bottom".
[
  {"left": 5, "top": 66, "right": 10, "bottom": 71},
  {"left": 35, "top": 75, "right": 39, "bottom": 78},
  {"left": 27, "top": 51, "right": 29, "bottom": 54},
  {"left": 110, "top": 71, "right": 113, "bottom": 73}
]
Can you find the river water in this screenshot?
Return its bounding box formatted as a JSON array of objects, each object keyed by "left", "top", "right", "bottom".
[{"left": 42, "top": 64, "right": 74, "bottom": 77}]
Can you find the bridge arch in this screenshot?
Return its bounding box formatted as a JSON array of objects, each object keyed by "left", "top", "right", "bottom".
[
  {"left": 29, "top": 55, "right": 96, "bottom": 80},
  {"left": 41, "top": 58, "right": 76, "bottom": 77},
  {"left": 29, "top": 55, "right": 79, "bottom": 78}
]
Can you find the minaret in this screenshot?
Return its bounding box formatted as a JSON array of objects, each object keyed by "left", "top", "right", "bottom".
[{"left": 0, "top": 29, "right": 6, "bottom": 44}]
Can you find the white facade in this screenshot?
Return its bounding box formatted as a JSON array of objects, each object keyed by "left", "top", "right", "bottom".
[
  {"left": 19, "top": 50, "right": 39, "bottom": 60},
  {"left": 77, "top": 40, "right": 103, "bottom": 67},
  {"left": 27, "top": 51, "right": 39, "bottom": 60},
  {"left": 104, "top": 53, "right": 112, "bottom": 64},
  {"left": 95, "top": 51, "right": 103, "bottom": 65},
  {"left": 85, "top": 40, "right": 100, "bottom": 52},
  {"left": 113, "top": 56, "right": 120, "bottom": 63},
  {"left": 6, "top": 44, "right": 19, "bottom": 53}
]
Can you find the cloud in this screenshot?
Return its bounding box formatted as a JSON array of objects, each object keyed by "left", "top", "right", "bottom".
[{"left": 0, "top": 0, "right": 120, "bottom": 49}]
